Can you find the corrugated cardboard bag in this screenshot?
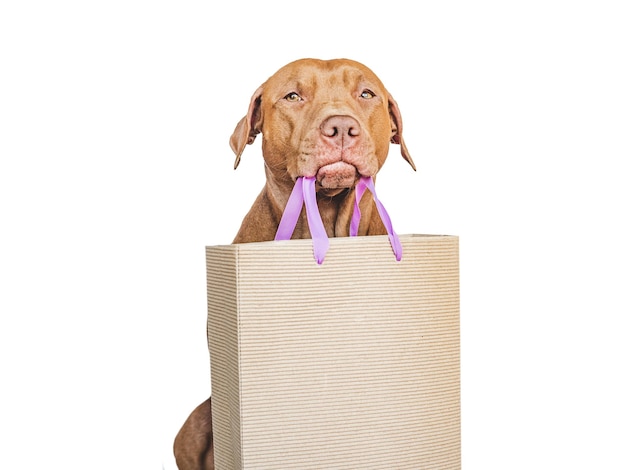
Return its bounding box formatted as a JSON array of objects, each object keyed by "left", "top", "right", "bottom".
[{"left": 206, "top": 234, "right": 460, "bottom": 469}]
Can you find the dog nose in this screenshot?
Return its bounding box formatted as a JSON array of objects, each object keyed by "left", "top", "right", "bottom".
[{"left": 321, "top": 115, "right": 361, "bottom": 143}]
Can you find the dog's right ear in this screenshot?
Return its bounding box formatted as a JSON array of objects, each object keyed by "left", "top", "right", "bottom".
[{"left": 230, "top": 86, "right": 264, "bottom": 169}]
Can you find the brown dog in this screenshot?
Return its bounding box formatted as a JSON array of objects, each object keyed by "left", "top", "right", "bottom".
[{"left": 174, "top": 58, "right": 415, "bottom": 470}]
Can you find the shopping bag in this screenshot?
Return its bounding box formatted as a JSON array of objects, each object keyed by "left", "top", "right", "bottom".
[{"left": 206, "top": 233, "right": 460, "bottom": 469}]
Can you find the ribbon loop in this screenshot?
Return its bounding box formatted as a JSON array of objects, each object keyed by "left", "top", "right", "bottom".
[
  {"left": 351, "top": 177, "right": 402, "bottom": 261},
  {"left": 274, "top": 177, "right": 329, "bottom": 264},
  {"left": 274, "top": 177, "right": 304, "bottom": 242},
  {"left": 275, "top": 176, "right": 401, "bottom": 263}
]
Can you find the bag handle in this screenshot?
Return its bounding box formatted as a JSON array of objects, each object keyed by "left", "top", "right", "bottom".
[
  {"left": 275, "top": 176, "right": 401, "bottom": 263},
  {"left": 351, "top": 177, "right": 402, "bottom": 261}
]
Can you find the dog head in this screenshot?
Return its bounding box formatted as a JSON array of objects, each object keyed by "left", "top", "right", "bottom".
[{"left": 230, "top": 58, "right": 415, "bottom": 195}]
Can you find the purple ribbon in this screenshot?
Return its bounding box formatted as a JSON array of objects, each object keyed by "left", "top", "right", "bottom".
[
  {"left": 275, "top": 176, "right": 401, "bottom": 263},
  {"left": 351, "top": 176, "right": 402, "bottom": 261}
]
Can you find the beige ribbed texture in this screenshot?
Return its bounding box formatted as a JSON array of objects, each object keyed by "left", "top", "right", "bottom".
[{"left": 206, "top": 234, "right": 460, "bottom": 470}]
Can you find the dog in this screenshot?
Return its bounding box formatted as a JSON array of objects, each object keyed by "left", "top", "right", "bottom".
[{"left": 174, "top": 58, "right": 415, "bottom": 470}]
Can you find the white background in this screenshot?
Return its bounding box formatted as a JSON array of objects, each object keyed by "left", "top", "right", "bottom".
[{"left": 1, "top": 1, "right": 625, "bottom": 469}]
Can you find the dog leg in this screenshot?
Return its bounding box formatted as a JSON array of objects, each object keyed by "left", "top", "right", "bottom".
[{"left": 174, "top": 398, "right": 214, "bottom": 470}]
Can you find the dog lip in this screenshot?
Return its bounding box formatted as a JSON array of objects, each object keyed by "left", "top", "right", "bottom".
[
  {"left": 294, "top": 161, "right": 374, "bottom": 192},
  {"left": 315, "top": 161, "right": 359, "bottom": 189}
]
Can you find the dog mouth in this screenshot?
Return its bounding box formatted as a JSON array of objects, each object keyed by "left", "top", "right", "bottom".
[{"left": 315, "top": 161, "right": 359, "bottom": 191}]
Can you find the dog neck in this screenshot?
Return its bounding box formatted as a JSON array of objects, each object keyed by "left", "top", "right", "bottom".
[
  {"left": 267, "top": 179, "right": 356, "bottom": 239},
  {"left": 233, "top": 178, "right": 379, "bottom": 244}
]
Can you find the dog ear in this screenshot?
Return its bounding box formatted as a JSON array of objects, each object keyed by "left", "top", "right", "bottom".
[
  {"left": 230, "top": 86, "right": 264, "bottom": 169},
  {"left": 388, "top": 94, "right": 416, "bottom": 171}
]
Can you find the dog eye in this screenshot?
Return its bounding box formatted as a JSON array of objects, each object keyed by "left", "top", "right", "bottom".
[
  {"left": 284, "top": 92, "right": 302, "bottom": 102},
  {"left": 360, "top": 89, "right": 375, "bottom": 99}
]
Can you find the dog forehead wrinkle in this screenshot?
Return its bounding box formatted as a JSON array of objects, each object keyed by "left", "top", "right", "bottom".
[
  {"left": 266, "top": 60, "right": 388, "bottom": 106},
  {"left": 266, "top": 66, "right": 322, "bottom": 99}
]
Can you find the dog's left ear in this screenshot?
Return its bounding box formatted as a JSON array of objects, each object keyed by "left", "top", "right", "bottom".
[
  {"left": 230, "top": 86, "right": 264, "bottom": 169},
  {"left": 388, "top": 94, "right": 416, "bottom": 171}
]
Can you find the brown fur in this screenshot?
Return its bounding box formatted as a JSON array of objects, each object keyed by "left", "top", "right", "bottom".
[{"left": 174, "top": 58, "right": 414, "bottom": 469}]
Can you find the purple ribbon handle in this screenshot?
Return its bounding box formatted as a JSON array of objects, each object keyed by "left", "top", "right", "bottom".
[
  {"left": 350, "top": 176, "right": 402, "bottom": 261},
  {"left": 275, "top": 177, "right": 329, "bottom": 264},
  {"left": 274, "top": 177, "right": 304, "bottom": 241},
  {"left": 275, "top": 176, "right": 401, "bottom": 263}
]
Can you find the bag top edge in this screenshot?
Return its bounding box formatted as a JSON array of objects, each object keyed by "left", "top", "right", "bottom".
[{"left": 206, "top": 234, "right": 458, "bottom": 250}]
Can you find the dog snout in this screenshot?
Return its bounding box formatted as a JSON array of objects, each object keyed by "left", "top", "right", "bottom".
[{"left": 320, "top": 115, "right": 361, "bottom": 144}]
